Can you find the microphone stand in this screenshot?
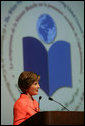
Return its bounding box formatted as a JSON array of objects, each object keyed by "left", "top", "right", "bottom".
[
  {"left": 38, "top": 96, "right": 42, "bottom": 112},
  {"left": 49, "top": 97, "right": 70, "bottom": 111}
]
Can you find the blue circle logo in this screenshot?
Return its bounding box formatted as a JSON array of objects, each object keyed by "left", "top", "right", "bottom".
[{"left": 37, "top": 14, "right": 57, "bottom": 44}]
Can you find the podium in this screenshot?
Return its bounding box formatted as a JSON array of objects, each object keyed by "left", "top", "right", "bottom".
[{"left": 19, "top": 111, "right": 84, "bottom": 125}]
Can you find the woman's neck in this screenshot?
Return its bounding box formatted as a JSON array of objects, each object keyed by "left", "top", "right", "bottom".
[{"left": 26, "top": 92, "right": 33, "bottom": 101}]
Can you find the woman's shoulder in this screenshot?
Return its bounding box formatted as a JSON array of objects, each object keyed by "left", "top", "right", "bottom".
[{"left": 14, "top": 94, "right": 28, "bottom": 108}]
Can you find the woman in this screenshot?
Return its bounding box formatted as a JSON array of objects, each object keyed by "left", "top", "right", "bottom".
[{"left": 13, "top": 71, "right": 40, "bottom": 125}]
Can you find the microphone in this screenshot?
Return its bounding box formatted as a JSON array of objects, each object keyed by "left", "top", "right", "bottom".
[
  {"left": 39, "top": 96, "right": 42, "bottom": 100},
  {"left": 49, "top": 97, "right": 70, "bottom": 111},
  {"left": 38, "top": 96, "right": 42, "bottom": 112}
]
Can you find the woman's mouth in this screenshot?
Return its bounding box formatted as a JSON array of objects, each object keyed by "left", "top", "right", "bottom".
[{"left": 36, "top": 90, "right": 38, "bottom": 92}]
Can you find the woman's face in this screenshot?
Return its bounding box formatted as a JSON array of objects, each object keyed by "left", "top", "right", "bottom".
[{"left": 27, "top": 80, "right": 40, "bottom": 95}]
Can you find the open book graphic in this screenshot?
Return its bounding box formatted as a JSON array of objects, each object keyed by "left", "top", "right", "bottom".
[{"left": 23, "top": 37, "right": 72, "bottom": 96}]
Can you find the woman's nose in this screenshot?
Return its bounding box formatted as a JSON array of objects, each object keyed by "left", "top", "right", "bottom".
[{"left": 38, "top": 84, "right": 40, "bottom": 88}]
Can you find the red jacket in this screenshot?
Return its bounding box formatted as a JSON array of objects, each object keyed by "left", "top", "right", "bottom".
[{"left": 13, "top": 94, "right": 39, "bottom": 125}]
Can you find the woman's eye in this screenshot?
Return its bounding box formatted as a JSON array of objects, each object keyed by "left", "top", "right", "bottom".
[
  {"left": 33, "top": 81, "right": 39, "bottom": 85},
  {"left": 34, "top": 83, "right": 37, "bottom": 85}
]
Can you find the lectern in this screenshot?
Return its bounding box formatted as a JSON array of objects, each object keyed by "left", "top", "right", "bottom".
[{"left": 19, "top": 111, "right": 84, "bottom": 125}]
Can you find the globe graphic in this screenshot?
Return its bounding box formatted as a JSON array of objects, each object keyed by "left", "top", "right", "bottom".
[{"left": 37, "top": 14, "right": 57, "bottom": 44}]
